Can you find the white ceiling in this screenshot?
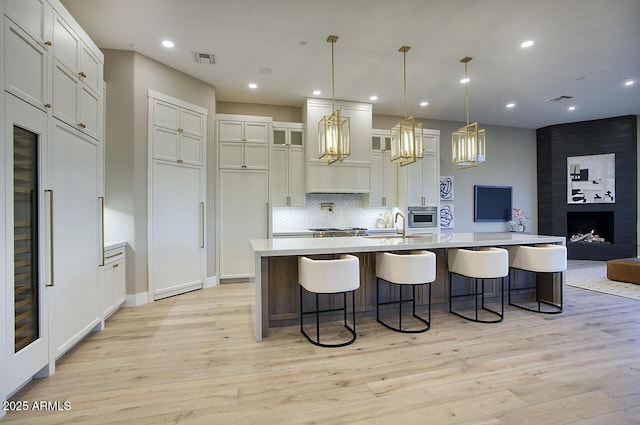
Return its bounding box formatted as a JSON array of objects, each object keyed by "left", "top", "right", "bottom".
[{"left": 60, "top": 0, "right": 640, "bottom": 129}]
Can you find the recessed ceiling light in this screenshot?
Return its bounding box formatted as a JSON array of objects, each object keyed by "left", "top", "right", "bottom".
[
  {"left": 161, "top": 40, "right": 174, "bottom": 48},
  {"left": 506, "top": 103, "right": 516, "bottom": 108},
  {"left": 313, "top": 90, "right": 322, "bottom": 95},
  {"left": 568, "top": 106, "right": 576, "bottom": 111},
  {"left": 248, "top": 83, "right": 258, "bottom": 89},
  {"left": 369, "top": 95, "right": 378, "bottom": 101},
  {"left": 624, "top": 80, "right": 635, "bottom": 86},
  {"left": 460, "top": 78, "right": 470, "bottom": 84},
  {"left": 521, "top": 40, "right": 534, "bottom": 48},
  {"left": 420, "top": 101, "right": 429, "bottom": 107}
]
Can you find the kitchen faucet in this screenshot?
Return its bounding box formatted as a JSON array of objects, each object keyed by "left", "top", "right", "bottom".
[{"left": 395, "top": 211, "right": 406, "bottom": 239}]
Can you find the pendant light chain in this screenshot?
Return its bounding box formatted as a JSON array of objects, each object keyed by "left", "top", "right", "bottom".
[
  {"left": 465, "top": 61, "right": 470, "bottom": 126},
  {"left": 403, "top": 48, "right": 407, "bottom": 119},
  {"left": 331, "top": 39, "right": 335, "bottom": 112}
]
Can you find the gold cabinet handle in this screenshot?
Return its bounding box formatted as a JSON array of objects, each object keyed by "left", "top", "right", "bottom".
[
  {"left": 286, "top": 195, "right": 291, "bottom": 206},
  {"left": 200, "top": 202, "right": 205, "bottom": 248},
  {"left": 79, "top": 71, "right": 87, "bottom": 78},
  {"left": 113, "top": 263, "right": 119, "bottom": 268},
  {"left": 45, "top": 41, "right": 52, "bottom": 46},
  {"left": 382, "top": 196, "right": 387, "bottom": 206},
  {"left": 78, "top": 123, "right": 87, "bottom": 129},
  {"left": 44, "top": 103, "right": 52, "bottom": 108},
  {"left": 99, "top": 197, "right": 105, "bottom": 266},
  {"left": 45, "top": 190, "right": 54, "bottom": 287}
]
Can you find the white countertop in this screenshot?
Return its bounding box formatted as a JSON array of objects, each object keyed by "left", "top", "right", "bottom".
[{"left": 251, "top": 232, "right": 565, "bottom": 257}]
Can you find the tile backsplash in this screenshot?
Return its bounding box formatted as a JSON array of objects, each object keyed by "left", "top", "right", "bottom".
[{"left": 272, "top": 193, "right": 394, "bottom": 232}]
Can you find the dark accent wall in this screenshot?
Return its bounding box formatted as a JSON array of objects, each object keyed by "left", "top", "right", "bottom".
[{"left": 537, "top": 115, "right": 637, "bottom": 260}]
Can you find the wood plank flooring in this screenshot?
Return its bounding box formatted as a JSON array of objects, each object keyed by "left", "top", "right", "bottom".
[{"left": 3, "top": 268, "right": 640, "bottom": 424}]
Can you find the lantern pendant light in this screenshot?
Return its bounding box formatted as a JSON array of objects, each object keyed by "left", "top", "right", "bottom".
[
  {"left": 451, "top": 56, "right": 486, "bottom": 169},
  {"left": 390, "top": 46, "right": 423, "bottom": 167},
  {"left": 318, "top": 35, "right": 350, "bottom": 164}
]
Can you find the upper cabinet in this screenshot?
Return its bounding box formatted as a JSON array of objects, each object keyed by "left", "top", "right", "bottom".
[
  {"left": 51, "top": 10, "right": 103, "bottom": 140},
  {"left": 398, "top": 129, "right": 441, "bottom": 208},
  {"left": 151, "top": 98, "right": 204, "bottom": 166},
  {"left": 271, "top": 122, "right": 305, "bottom": 207},
  {"left": 303, "top": 98, "right": 372, "bottom": 193},
  {"left": 218, "top": 117, "right": 269, "bottom": 170},
  {"left": 366, "top": 129, "right": 398, "bottom": 207}
]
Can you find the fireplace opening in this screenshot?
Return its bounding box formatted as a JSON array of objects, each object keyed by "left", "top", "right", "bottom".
[{"left": 567, "top": 211, "right": 614, "bottom": 244}]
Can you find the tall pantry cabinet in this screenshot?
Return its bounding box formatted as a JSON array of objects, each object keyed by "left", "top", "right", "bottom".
[
  {"left": 216, "top": 114, "right": 270, "bottom": 281},
  {"left": 148, "top": 91, "right": 206, "bottom": 300},
  {"left": 1, "top": 0, "right": 105, "bottom": 405}
]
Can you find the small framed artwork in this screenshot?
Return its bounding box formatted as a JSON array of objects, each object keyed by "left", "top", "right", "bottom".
[
  {"left": 566, "top": 153, "right": 615, "bottom": 204},
  {"left": 440, "top": 176, "right": 454, "bottom": 200},
  {"left": 440, "top": 204, "right": 454, "bottom": 228}
]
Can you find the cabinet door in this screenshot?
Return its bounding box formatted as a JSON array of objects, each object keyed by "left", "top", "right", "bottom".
[
  {"left": 5, "top": 95, "right": 50, "bottom": 394},
  {"left": 179, "top": 132, "right": 203, "bottom": 166},
  {"left": 244, "top": 142, "right": 269, "bottom": 169},
  {"left": 219, "top": 170, "right": 268, "bottom": 279},
  {"left": 244, "top": 122, "right": 269, "bottom": 143},
  {"left": 4, "top": 18, "right": 48, "bottom": 109},
  {"left": 4, "top": 0, "right": 50, "bottom": 44},
  {"left": 79, "top": 44, "right": 101, "bottom": 94},
  {"left": 219, "top": 142, "right": 243, "bottom": 169},
  {"left": 383, "top": 151, "right": 398, "bottom": 206},
  {"left": 51, "top": 121, "right": 101, "bottom": 358},
  {"left": 405, "top": 160, "right": 424, "bottom": 206},
  {"left": 288, "top": 147, "right": 306, "bottom": 206},
  {"left": 52, "top": 12, "right": 79, "bottom": 73},
  {"left": 151, "top": 162, "right": 203, "bottom": 300},
  {"left": 153, "top": 100, "right": 179, "bottom": 130},
  {"left": 270, "top": 146, "right": 288, "bottom": 206},
  {"left": 181, "top": 109, "right": 203, "bottom": 137},
  {"left": 369, "top": 151, "right": 384, "bottom": 206},
  {"left": 79, "top": 84, "right": 100, "bottom": 139},
  {"left": 152, "top": 126, "right": 179, "bottom": 162},
  {"left": 52, "top": 59, "right": 79, "bottom": 127},
  {"left": 422, "top": 152, "right": 439, "bottom": 206},
  {"left": 219, "top": 120, "right": 244, "bottom": 142}
]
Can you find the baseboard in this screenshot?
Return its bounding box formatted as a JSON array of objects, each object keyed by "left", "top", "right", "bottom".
[
  {"left": 204, "top": 275, "right": 217, "bottom": 288},
  {"left": 125, "top": 292, "right": 149, "bottom": 307}
]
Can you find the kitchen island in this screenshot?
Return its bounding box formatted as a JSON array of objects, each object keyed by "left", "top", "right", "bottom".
[{"left": 250, "top": 232, "right": 565, "bottom": 341}]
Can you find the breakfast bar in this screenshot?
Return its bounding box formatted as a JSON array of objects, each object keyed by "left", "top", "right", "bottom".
[{"left": 250, "top": 232, "right": 565, "bottom": 341}]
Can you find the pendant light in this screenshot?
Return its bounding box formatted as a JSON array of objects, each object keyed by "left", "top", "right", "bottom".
[
  {"left": 318, "top": 35, "right": 350, "bottom": 164},
  {"left": 451, "top": 56, "right": 486, "bottom": 169},
  {"left": 390, "top": 46, "right": 423, "bottom": 167}
]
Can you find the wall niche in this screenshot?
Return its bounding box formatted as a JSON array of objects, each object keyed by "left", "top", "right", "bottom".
[{"left": 537, "top": 115, "right": 637, "bottom": 260}]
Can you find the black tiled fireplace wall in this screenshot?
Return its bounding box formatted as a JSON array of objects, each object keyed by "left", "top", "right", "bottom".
[{"left": 537, "top": 115, "right": 637, "bottom": 260}]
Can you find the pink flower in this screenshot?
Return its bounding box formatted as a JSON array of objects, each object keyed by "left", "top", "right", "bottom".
[{"left": 512, "top": 207, "right": 528, "bottom": 224}]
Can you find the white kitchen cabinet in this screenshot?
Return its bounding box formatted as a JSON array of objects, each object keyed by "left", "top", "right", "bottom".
[
  {"left": 303, "top": 98, "right": 372, "bottom": 193},
  {"left": 50, "top": 119, "right": 103, "bottom": 359},
  {"left": 51, "top": 10, "right": 102, "bottom": 140},
  {"left": 148, "top": 91, "right": 207, "bottom": 301},
  {"left": 366, "top": 129, "right": 398, "bottom": 207},
  {"left": 271, "top": 122, "right": 305, "bottom": 207},
  {"left": 398, "top": 129, "right": 440, "bottom": 209},
  {"left": 102, "top": 245, "right": 126, "bottom": 319},
  {"left": 218, "top": 170, "right": 269, "bottom": 279},
  {"left": 2, "top": 0, "right": 104, "bottom": 405},
  {"left": 151, "top": 98, "right": 204, "bottom": 166},
  {"left": 4, "top": 15, "right": 50, "bottom": 110},
  {"left": 216, "top": 114, "right": 271, "bottom": 280},
  {"left": 218, "top": 117, "right": 269, "bottom": 170}
]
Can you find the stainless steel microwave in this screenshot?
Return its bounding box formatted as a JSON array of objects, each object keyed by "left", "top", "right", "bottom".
[{"left": 408, "top": 206, "right": 438, "bottom": 228}]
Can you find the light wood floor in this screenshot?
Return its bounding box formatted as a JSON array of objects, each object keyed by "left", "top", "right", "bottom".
[{"left": 4, "top": 269, "right": 640, "bottom": 424}]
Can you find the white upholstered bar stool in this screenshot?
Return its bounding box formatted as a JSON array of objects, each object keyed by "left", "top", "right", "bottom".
[
  {"left": 375, "top": 250, "right": 436, "bottom": 333},
  {"left": 448, "top": 247, "right": 509, "bottom": 323},
  {"left": 507, "top": 244, "right": 566, "bottom": 314},
  {"left": 298, "top": 254, "right": 360, "bottom": 347}
]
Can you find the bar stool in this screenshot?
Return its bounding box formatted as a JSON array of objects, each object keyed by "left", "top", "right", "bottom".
[
  {"left": 298, "top": 254, "right": 360, "bottom": 347},
  {"left": 448, "top": 247, "right": 508, "bottom": 323},
  {"left": 507, "top": 244, "right": 566, "bottom": 314},
  {"left": 375, "top": 250, "right": 436, "bottom": 333}
]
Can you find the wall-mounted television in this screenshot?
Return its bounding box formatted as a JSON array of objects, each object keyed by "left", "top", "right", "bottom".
[{"left": 474, "top": 185, "right": 512, "bottom": 222}]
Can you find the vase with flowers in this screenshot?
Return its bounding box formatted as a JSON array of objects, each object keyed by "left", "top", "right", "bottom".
[{"left": 513, "top": 207, "right": 528, "bottom": 232}]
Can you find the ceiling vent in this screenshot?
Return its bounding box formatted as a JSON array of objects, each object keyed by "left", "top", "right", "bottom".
[
  {"left": 192, "top": 51, "right": 215, "bottom": 65},
  {"left": 549, "top": 95, "right": 573, "bottom": 102}
]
